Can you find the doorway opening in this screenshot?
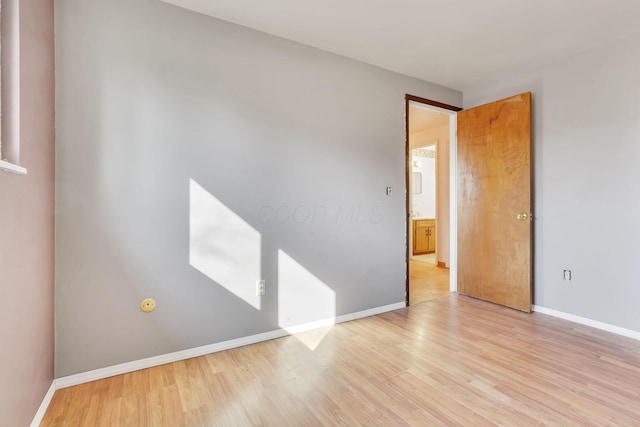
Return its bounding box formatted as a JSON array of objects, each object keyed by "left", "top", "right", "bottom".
[{"left": 405, "top": 95, "right": 460, "bottom": 306}]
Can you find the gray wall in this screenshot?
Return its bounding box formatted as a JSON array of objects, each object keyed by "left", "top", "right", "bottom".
[
  {"left": 55, "top": 0, "right": 461, "bottom": 376},
  {"left": 0, "top": 0, "right": 55, "bottom": 425},
  {"left": 464, "top": 31, "right": 640, "bottom": 332}
]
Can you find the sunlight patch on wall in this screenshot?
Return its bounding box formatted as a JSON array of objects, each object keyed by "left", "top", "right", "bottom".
[
  {"left": 189, "top": 179, "right": 261, "bottom": 309},
  {"left": 278, "top": 249, "right": 336, "bottom": 350}
]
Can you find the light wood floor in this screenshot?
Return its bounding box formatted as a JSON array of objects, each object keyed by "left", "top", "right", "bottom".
[
  {"left": 409, "top": 259, "right": 450, "bottom": 305},
  {"left": 42, "top": 296, "right": 640, "bottom": 426}
]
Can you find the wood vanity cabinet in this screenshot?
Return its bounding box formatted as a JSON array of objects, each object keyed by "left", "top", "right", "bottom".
[{"left": 413, "top": 219, "right": 436, "bottom": 255}]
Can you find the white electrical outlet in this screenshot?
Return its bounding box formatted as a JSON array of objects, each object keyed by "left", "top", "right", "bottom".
[
  {"left": 563, "top": 270, "right": 572, "bottom": 281},
  {"left": 256, "top": 279, "right": 266, "bottom": 296}
]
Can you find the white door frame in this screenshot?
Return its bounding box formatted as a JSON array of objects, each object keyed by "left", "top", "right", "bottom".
[
  {"left": 407, "top": 99, "right": 458, "bottom": 295},
  {"left": 448, "top": 111, "right": 457, "bottom": 293}
]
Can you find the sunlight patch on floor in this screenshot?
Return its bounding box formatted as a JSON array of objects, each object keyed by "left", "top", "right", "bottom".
[{"left": 278, "top": 249, "right": 335, "bottom": 350}]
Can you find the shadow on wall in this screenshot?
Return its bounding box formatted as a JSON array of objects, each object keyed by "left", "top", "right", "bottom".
[{"left": 189, "top": 178, "right": 336, "bottom": 351}]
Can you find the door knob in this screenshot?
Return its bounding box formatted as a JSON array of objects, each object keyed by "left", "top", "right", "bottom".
[{"left": 517, "top": 213, "right": 532, "bottom": 221}]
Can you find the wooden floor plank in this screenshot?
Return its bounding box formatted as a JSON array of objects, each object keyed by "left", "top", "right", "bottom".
[{"left": 41, "top": 295, "right": 640, "bottom": 426}]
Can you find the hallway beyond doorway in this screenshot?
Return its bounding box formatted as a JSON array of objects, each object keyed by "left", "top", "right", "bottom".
[{"left": 409, "top": 260, "right": 450, "bottom": 305}]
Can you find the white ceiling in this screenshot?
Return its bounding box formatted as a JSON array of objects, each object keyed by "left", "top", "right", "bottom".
[{"left": 162, "top": 0, "right": 640, "bottom": 90}]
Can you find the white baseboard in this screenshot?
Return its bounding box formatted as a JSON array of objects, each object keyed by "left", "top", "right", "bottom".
[
  {"left": 30, "top": 301, "right": 402, "bottom": 423},
  {"left": 55, "top": 301, "right": 406, "bottom": 390},
  {"left": 55, "top": 329, "right": 288, "bottom": 389},
  {"left": 532, "top": 305, "right": 640, "bottom": 341},
  {"left": 30, "top": 381, "right": 56, "bottom": 427},
  {"left": 284, "top": 301, "right": 407, "bottom": 334},
  {"left": 33, "top": 302, "right": 638, "bottom": 425},
  {"left": 337, "top": 301, "right": 406, "bottom": 322}
]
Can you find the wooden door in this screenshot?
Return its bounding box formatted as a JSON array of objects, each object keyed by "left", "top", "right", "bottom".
[{"left": 457, "top": 92, "right": 532, "bottom": 312}]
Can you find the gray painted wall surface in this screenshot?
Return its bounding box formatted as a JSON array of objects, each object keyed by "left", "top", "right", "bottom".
[
  {"left": 0, "top": 0, "right": 55, "bottom": 425},
  {"left": 55, "top": 0, "right": 461, "bottom": 376},
  {"left": 465, "top": 31, "right": 640, "bottom": 332}
]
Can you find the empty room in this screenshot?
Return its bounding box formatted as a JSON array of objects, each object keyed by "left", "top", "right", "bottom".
[{"left": 2, "top": 0, "right": 640, "bottom": 425}]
